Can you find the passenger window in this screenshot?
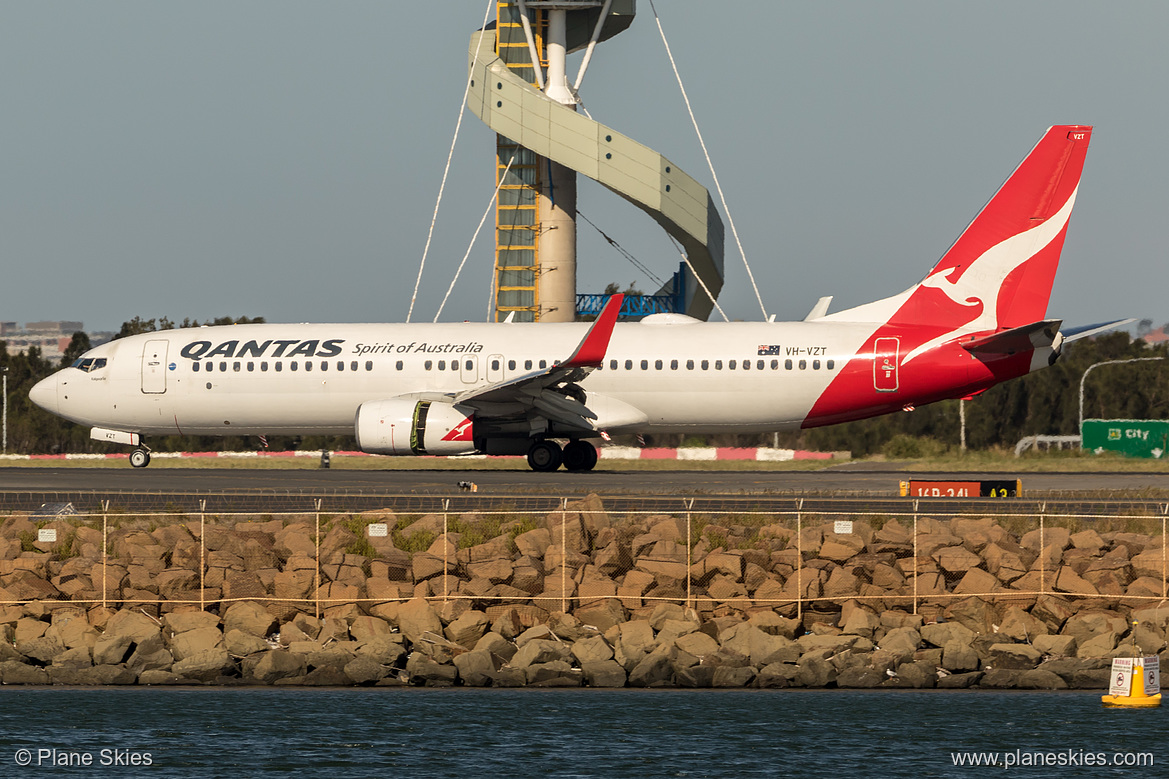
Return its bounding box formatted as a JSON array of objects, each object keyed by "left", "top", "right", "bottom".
[
  {"left": 291, "top": 362, "right": 299, "bottom": 372},
  {"left": 425, "top": 361, "right": 433, "bottom": 371},
  {"left": 275, "top": 362, "right": 283, "bottom": 372},
  {"left": 247, "top": 362, "right": 254, "bottom": 372},
  {"left": 701, "top": 360, "right": 708, "bottom": 370},
  {"left": 729, "top": 360, "right": 737, "bottom": 370},
  {"left": 320, "top": 361, "right": 327, "bottom": 371},
  {"left": 757, "top": 360, "right": 765, "bottom": 370},
  {"left": 351, "top": 361, "right": 358, "bottom": 371},
  {"left": 799, "top": 360, "right": 807, "bottom": 370},
  {"left": 827, "top": 360, "right": 835, "bottom": 370},
  {"left": 193, "top": 362, "right": 200, "bottom": 373},
  {"left": 743, "top": 361, "right": 750, "bottom": 371},
  {"left": 396, "top": 360, "right": 403, "bottom": 370},
  {"left": 465, "top": 360, "right": 473, "bottom": 371},
  {"left": 655, "top": 360, "right": 663, "bottom": 370},
  {"left": 220, "top": 362, "right": 227, "bottom": 372},
  {"left": 670, "top": 359, "right": 678, "bottom": 370},
  {"left": 785, "top": 359, "right": 793, "bottom": 370},
  {"left": 639, "top": 360, "right": 647, "bottom": 370},
  {"left": 813, "top": 360, "right": 821, "bottom": 370},
  {"left": 508, "top": 360, "right": 517, "bottom": 371},
  {"left": 365, "top": 361, "right": 373, "bottom": 371},
  {"left": 491, "top": 359, "right": 500, "bottom": 371},
  {"left": 771, "top": 359, "right": 778, "bottom": 370},
  {"left": 715, "top": 360, "right": 722, "bottom": 370},
  {"left": 337, "top": 361, "right": 344, "bottom": 371},
  {"left": 539, "top": 360, "right": 547, "bottom": 369},
  {"left": 525, "top": 360, "right": 533, "bottom": 370},
  {"left": 305, "top": 362, "right": 312, "bottom": 372},
  {"left": 609, "top": 359, "right": 617, "bottom": 370},
  {"left": 438, "top": 360, "right": 446, "bottom": 370},
  {"left": 233, "top": 362, "right": 240, "bottom": 372},
  {"left": 261, "top": 362, "right": 268, "bottom": 372},
  {"left": 624, "top": 360, "right": 633, "bottom": 370},
  {"left": 686, "top": 360, "right": 694, "bottom": 370}
]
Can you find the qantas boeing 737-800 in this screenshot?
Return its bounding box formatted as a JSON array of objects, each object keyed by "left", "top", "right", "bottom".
[{"left": 30, "top": 125, "right": 1120, "bottom": 471}]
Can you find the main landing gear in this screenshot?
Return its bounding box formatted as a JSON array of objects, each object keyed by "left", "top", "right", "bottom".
[
  {"left": 129, "top": 448, "right": 152, "bottom": 468},
  {"left": 526, "top": 439, "right": 598, "bottom": 472}
]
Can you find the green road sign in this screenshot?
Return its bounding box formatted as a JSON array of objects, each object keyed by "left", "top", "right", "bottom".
[{"left": 1082, "top": 419, "right": 1169, "bottom": 459}]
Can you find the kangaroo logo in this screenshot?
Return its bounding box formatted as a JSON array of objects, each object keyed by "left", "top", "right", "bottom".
[{"left": 902, "top": 186, "right": 1078, "bottom": 365}]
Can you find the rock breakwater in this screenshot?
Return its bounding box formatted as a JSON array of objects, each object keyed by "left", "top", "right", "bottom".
[{"left": 0, "top": 497, "right": 1166, "bottom": 688}]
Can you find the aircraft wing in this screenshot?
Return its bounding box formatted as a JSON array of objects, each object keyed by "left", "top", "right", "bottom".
[
  {"left": 449, "top": 294, "right": 624, "bottom": 432},
  {"left": 1060, "top": 318, "right": 1135, "bottom": 343}
]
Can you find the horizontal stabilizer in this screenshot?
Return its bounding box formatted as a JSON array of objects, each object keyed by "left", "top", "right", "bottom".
[
  {"left": 1061, "top": 318, "right": 1135, "bottom": 343},
  {"left": 960, "top": 319, "right": 1062, "bottom": 356}
]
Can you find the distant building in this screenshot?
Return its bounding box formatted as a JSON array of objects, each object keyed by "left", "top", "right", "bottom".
[
  {"left": 1141, "top": 325, "right": 1169, "bottom": 347},
  {"left": 0, "top": 321, "right": 114, "bottom": 361}
]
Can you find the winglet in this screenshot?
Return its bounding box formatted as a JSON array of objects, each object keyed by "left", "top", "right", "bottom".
[{"left": 565, "top": 294, "right": 623, "bottom": 367}]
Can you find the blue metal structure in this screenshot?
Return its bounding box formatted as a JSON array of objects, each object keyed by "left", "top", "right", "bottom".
[{"left": 576, "top": 265, "right": 687, "bottom": 319}]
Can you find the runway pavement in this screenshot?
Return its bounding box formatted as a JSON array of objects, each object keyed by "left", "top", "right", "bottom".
[{"left": 2, "top": 463, "right": 1168, "bottom": 513}]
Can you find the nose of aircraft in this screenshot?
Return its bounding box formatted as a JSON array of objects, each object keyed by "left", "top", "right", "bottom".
[{"left": 29, "top": 374, "right": 59, "bottom": 415}]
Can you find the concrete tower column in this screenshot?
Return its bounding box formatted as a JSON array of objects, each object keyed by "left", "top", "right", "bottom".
[{"left": 536, "top": 8, "right": 577, "bottom": 322}]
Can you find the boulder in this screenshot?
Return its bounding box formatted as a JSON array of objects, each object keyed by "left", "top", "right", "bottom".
[
  {"left": 1016, "top": 669, "right": 1068, "bottom": 689},
  {"left": 225, "top": 629, "right": 270, "bottom": 657},
  {"left": 445, "top": 610, "right": 490, "bottom": 649},
  {"left": 397, "top": 598, "right": 443, "bottom": 645},
  {"left": 581, "top": 659, "right": 627, "bottom": 688},
  {"left": 987, "top": 643, "right": 1041, "bottom": 670},
  {"left": 628, "top": 650, "right": 674, "bottom": 687},
  {"left": 163, "top": 610, "right": 219, "bottom": 635},
  {"left": 91, "top": 634, "right": 134, "bottom": 666},
  {"left": 571, "top": 635, "right": 614, "bottom": 665},
  {"left": 172, "top": 649, "right": 233, "bottom": 682},
  {"left": 222, "top": 602, "right": 277, "bottom": 638},
  {"left": 169, "top": 627, "right": 225, "bottom": 662},
  {"left": 510, "top": 639, "right": 571, "bottom": 670},
  {"left": 1033, "top": 634, "right": 1077, "bottom": 657},
  {"left": 526, "top": 660, "right": 583, "bottom": 687},
  {"left": 712, "top": 666, "right": 756, "bottom": 688},
  {"left": 344, "top": 655, "right": 389, "bottom": 685},
  {"left": 453, "top": 650, "right": 498, "bottom": 687}
]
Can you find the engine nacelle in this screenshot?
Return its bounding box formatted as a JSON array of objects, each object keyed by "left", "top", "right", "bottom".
[{"left": 354, "top": 398, "right": 476, "bottom": 456}]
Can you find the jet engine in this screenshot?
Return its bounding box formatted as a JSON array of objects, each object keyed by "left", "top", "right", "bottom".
[{"left": 354, "top": 399, "right": 476, "bottom": 456}]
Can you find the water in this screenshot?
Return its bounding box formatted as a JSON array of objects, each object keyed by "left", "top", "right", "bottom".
[{"left": 0, "top": 689, "right": 1161, "bottom": 777}]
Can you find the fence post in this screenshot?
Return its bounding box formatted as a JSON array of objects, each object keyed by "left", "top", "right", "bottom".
[
  {"left": 685, "top": 498, "right": 694, "bottom": 611},
  {"left": 314, "top": 499, "right": 322, "bottom": 620},
  {"left": 912, "top": 499, "right": 919, "bottom": 615},
  {"left": 1039, "top": 502, "right": 1046, "bottom": 595},
  {"left": 442, "top": 498, "right": 450, "bottom": 604},
  {"left": 1162, "top": 507, "right": 1167, "bottom": 601},
  {"left": 561, "top": 497, "right": 568, "bottom": 614},
  {"left": 796, "top": 498, "right": 803, "bottom": 621},
  {"left": 199, "top": 499, "right": 206, "bottom": 611},
  {"left": 101, "top": 500, "right": 109, "bottom": 612}
]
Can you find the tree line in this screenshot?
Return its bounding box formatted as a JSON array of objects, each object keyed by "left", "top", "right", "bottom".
[{"left": 2, "top": 319, "right": 1166, "bottom": 456}]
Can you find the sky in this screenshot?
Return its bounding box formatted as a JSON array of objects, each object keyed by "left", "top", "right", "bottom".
[{"left": 2, "top": 1, "right": 1165, "bottom": 332}]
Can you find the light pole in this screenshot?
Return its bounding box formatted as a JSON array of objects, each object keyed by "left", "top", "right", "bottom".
[
  {"left": 1078, "top": 357, "right": 1166, "bottom": 433},
  {"left": 2, "top": 366, "right": 7, "bottom": 454}
]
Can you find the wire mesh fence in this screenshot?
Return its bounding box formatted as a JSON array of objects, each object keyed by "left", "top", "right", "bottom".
[{"left": 2, "top": 498, "right": 1167, "bottom": 624}]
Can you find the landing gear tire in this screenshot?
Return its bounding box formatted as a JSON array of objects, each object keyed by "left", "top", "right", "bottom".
[
  {"left": 129, "top": 449, "right": 151, "bottom": 468},
  {"left": 562, "top": 440, "right": 598, "bottom": 472},
  {"left": 527, "top": 440, "right": 563, "bottom": 472}
]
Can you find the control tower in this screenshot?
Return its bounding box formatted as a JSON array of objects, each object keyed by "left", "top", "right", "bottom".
[{"left": 468, "top": 1, "right": 725, "bottom": 322}]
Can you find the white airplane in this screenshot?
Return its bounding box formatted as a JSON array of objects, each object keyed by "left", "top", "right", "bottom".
[{"left": 31, "top": 125, "right": 1118, "bottom": 472}]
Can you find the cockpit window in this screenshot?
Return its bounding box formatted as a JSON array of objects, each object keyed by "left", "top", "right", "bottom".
[{"left": 70, "top": 358, "right": 107, "bottom": 373}]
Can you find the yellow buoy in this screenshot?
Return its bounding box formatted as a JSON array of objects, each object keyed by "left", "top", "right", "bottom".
[{"left": 1102, "top": 657, "right": 1162, "bottom": 708}]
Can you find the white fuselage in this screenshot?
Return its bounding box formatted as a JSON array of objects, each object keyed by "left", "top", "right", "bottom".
[{"left": 37, "top": 315, "right": 879, "bottom": 438}]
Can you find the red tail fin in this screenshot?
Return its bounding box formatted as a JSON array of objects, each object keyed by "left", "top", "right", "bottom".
[{"left": 893, "top": 125, "right": 1091, "bottom": 330}]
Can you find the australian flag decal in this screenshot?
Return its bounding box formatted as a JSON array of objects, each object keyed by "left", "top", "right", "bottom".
[{"left": 758, "top": 345, "right": 781, "bottom": 356}]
